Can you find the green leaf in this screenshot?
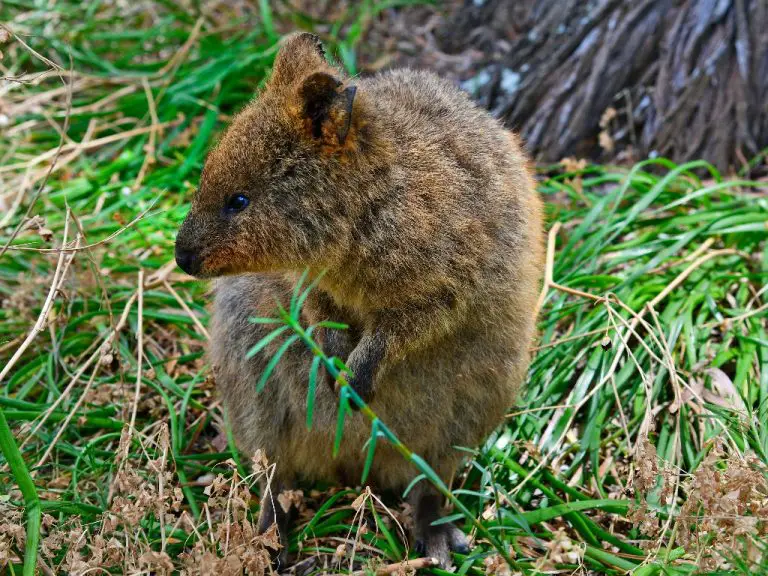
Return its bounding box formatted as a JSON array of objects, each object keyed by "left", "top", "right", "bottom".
[
  {"left": 298, "top": 489, "right": 357, "bottom": 541},
  {"left": 430, "top": 513, "right": 465, "bottom": 527},
  {"left": 583, "top": 545, "right": 639, "bottom": 571},
  {"left": 409, "top": 454, "right": 449, "bottom": 492},
  {"left": 306, "top": 355, "right": 322, "bottom": 430},
  {"left": 333, "top": 386, "right": 352, "bottom": 458},
  {"left": 361, "top": 419, "right": 382, "bottom": 484},
  {"left": 368, "top": 499, "right": 403, "bottom": 560},
  {"left": 402, "top": 474, "right": 427, "bottom": 498},
  {"left": 246, "top": 325, "right": 290, "bottom": 359},
  {"left": 258, "top": 0, "right": 276, "bottom": 41},
  {"left": 316, "top": 321, "right": 349, "bottom": 330},
  {"left": 289, "top": 268, "right": 310, "bottom": 317},
  {"left": 0, "top": 408, "right": 41, "bottom": 576},
  {"left": 295, "top": 269, "right": 327, "bottom": 318},
  {"left": 501, "top": 499, "right": 631, "bottom": 526},
  {"left": 249, "top": 316, "right": 282, "bottom": 325},
  {"left": 256, "top": 334, "right": 299, "bottom": 393}
]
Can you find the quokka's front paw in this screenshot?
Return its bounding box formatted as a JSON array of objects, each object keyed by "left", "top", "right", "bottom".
[
  {"left": 344, "top": 369, "right": 375, "bottom": 405},
  {"left": 341, "top": 331, "right": 385, "bottom": 407},
  {"left": 319, "top": 326, "right": 356, "bottom": 392},
  {"left": 325, "top": 365, "right": 375, "bottom": 409}
]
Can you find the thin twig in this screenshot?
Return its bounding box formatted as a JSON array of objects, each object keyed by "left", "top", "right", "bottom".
[
  {"left": 7, "top": 198, "right": 158, "bottom": 253},
  {"left": 158, "top": 424, "right": 169, "bottom": 552},
  {"left": 129, "top": 269, "right": 145, "bottom": 433},
  {"left": 506, "top": 402, "right": 575, "bottom": 418},
  {"left": 647, "top": 249, "right": 740, "bottom": 311},
  {"left": 534, "top": 222, "right": 561, "bottom": 318},
  {"left": 703, "top": 301, "right": 768, "bottom": 328},
  {"left": 551, "top": 281, "right": 605, "bottom": 303},
  {"left": 133, "top": 77, "right": 160, "bottom": 189},
  {"left": 0, "top": 212, "right": 76, "bottom": 385},
  {"left": 351, "top": 557, "right": 439, "bottom": 575},
  {"left": 530, "top": 325, "right": 612, "bottom": 352},
  {"left": 0, "top": 40, "right": 73, "bottom": 262},
  {"left": 0, "top": 118, "right": 182, "bottom": 175},
  {"left": 70, "top": 208, "right": 115, "bottom": 329},
  {"left": 34, "top": 362, "right": 101, "bottom": 470},
  {"left": 163, "top": 280, "right": 211, "bottom": 340},
  {"left": 21, "top": 291, "right": 139, "bottom": 449}
]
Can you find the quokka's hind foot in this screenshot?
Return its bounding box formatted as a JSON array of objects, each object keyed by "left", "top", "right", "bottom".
[
  {"left": 414, "top": 521, "right": 470, "bottom": 567},
  {"left": 410, "top": 485, "right": 471, "bottom": 568}
]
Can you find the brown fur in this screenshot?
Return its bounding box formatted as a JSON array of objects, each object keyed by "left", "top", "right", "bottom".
[{"left": 175, "top": 32, "right": 544, "bottom": 567}]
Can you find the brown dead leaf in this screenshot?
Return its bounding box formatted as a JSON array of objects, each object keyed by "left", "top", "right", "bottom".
[
  {"left": 484, "top": 552, "right": 513, "bottom": 576},
  {"left": 203, "top": 474, "right": 228, "bottom": 497},
  {"left": 670, "top": 377, "right": 704, "bottom": 414},
  {"left": 334, "top": 543, "right": 347, "bottom": 561},
  {"left": 559, "top": 157, "right": 589, "bottom": 196},
  {"left": 48, "top": 473, "right": 72, "bottom": 489},
  {"left": 704, "top": 367, "right": 748, "bottom": 416},
  {"left": 211, "top": 430, "right": 228, "bottom": 452},
  {"left": 139, "top": 550, "right": 174, "bottom": 574},
  {"left": 598, "top": 107, "right": 618, "bottom": 153},
  {"left": 543, "top": 528, "right": 582, "bottom": 566},
  {"left": 559, "top": 157, "right": 588, "bottom": 173},
  {"left": 351, "top": 489, "right": 369, "bottom": 512},
  {"left": 277, "top": 489, "right": 303, "bottom": 513},
  {"left": 171, "top": 116, "right": 203, "bottom": 148},
  {"left": 21, "top": 215, "right": 53, "bottom": 242},
  {"left": 251, "top": 449, "right": 269, "bottom": 475}
]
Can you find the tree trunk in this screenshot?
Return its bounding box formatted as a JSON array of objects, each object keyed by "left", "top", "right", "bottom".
[{"left": 434, "top": 0, "right": 768, "bottom": 172}]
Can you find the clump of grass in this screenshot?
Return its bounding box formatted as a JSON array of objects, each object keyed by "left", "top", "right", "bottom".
[{"left": 1, "top": 1, "right": 767, "bottom": 575}]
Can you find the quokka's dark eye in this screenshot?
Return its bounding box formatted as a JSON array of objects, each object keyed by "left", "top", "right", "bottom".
[{"left": 224, "top": 194, "right": 249, "bottom": 213}]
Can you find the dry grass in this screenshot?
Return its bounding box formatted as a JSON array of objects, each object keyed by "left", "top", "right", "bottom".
[{"left": 1, "top": 2, "right": 767, "bottom": 575}]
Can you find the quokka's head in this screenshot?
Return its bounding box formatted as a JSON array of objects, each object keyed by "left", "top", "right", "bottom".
[{"left": 175, "top": 32, "right": 372, "bottom": 278}]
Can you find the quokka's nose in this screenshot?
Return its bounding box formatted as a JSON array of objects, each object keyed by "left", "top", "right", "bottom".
[{"left": 175, "top": 246, "right": 201, "bottom": 276}]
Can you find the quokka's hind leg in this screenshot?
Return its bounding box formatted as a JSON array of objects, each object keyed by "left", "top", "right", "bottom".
[
  {"left": 257, "top": 473, "right": 297, "bottom": 571},
  {"left": 409, "top": 482, "right": 470, "bottom": 568}
]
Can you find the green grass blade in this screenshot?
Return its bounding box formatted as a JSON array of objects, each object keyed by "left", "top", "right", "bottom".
[{"left": 0, "top": 408, "right": 41, "bottom": 576}]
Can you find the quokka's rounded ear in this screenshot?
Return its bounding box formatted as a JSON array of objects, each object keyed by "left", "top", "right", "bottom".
[
  {"left": 298, "top": 71, "right": 357, "bottom": 146},
  {"left": 270, "top": 32, "right": 328, "bottom": 88}
]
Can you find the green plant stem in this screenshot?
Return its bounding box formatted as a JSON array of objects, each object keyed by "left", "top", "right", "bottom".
[{"left": 0, "top": 407, "right": 41, "bottom": 576}]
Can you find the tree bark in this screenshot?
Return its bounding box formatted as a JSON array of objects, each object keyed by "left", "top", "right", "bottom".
[{"left": 434, "top": 0, "right": 768, "bottom": 172}]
